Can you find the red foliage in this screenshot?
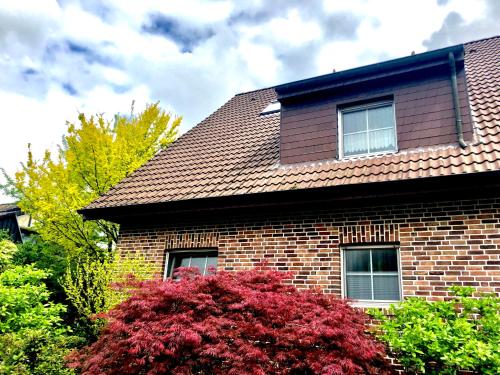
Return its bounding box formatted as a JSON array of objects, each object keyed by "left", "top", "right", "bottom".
[{"left": 68, "top": 268, "right": 390, "bottom": 375}]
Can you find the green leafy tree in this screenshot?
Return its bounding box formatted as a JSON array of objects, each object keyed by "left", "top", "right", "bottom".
[
  {"left": 2, "top": 102, "right": 180, "bottom": 257},
  {"left": 0, "top": 103, "right": 178, "bottom": 369},
  {"left": 369, "top": 287, "right": 500, "bottom": 374}
]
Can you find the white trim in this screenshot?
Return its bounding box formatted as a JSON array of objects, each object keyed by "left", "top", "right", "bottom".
[
  {"left": 203, "top": 256, "right": 208, "bottom": 275},
  {"left": 340, "top": 248, "right": 345, "bottom": 299},
  {"left": 163, "top": 251, "right": 170, "bottom": 280},
  {"left": 369, "top": 249, "right": 374, "bottom": 300},
  {"left": 340, "top": 149, "right": 398, "bottom": 161},
  {"left": 338, "top": 100, "right": 398, "bottom": 159},
  {"left": 398, "top": 246, "right": 404, "bottom": 301},
  {"left": 344, "top": 126, "right": 394, "bottom": 136},
  {"left": 349, "top": 300, "right": 398, "bottom": 308},
  {"left": 340, "top": 100, "right": 393, "bottom": 113}
]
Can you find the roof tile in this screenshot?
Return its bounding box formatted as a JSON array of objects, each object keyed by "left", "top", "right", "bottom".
[{"left": 85, "top": 37, "right": 500, "bottom": 210}]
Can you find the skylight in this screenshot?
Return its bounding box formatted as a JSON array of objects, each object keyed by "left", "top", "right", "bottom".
[{"left": 260, "top": 100, "right": 281, "bottom": 115}]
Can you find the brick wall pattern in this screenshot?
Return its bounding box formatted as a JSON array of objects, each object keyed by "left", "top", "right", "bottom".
[{"left": 118, "top": 197, "right": 500, "bottom": 299}]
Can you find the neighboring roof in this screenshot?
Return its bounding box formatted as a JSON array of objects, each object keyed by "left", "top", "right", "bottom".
[
  {"left": 0, "top": 203, "right": 21, "bottom": 217},
  {"left": 83, "top": 36, "right": 500, "bottom": 213},
  {"left": 0, "top": 203, "right": 22, "bottom": 243}
]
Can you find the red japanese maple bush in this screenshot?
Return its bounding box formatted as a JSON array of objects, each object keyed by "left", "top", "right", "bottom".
[{"left": 68, "top": 268, "right": 390, "bottom": 375}]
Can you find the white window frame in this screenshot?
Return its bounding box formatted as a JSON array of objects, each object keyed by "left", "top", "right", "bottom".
[
  {"left": 341, "top": 245, "right": 403, "bottom": 307},
  {"left": 338, "top": 100, "right": 398, "bottom": 159},
  {"left": 163, "top": 249, "right": 218, "bottom": 279}
]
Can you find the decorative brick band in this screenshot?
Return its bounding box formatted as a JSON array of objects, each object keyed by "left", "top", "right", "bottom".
[
  {"left": 165, "top": 232, "right": 219, "bottom": 249},
  {"left": 340, "top": 223, "right": 400, "bottom": 244}
]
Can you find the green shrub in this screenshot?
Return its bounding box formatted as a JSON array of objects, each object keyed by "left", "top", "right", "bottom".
[
  {"left": 0, "top": 265, "right": 65, "bottom": 332},
  {"left": 369, "top": 287, "right": 500, "bottom": 374},
  {"left": 12, "top": 236, "right": 69, "bottom": 302},
  {"left": 62, "top": 252, "right": 156, "bottom": 338},
  {"left": 0, "top": 229, "right": 11, "bottom": 241},
  {"left": 0, "top": 265, "right": 80, "bottom": 374},
  {"left": 0, "top": 238, "right": 17, "bottom": 271},
  {"left": 0, "top": 329, "right": 81, "bottom": 375}
]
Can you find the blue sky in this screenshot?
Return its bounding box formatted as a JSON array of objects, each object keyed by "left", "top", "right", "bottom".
[{"left": 0, "top": 0, "right": 499, "bottom": 203}]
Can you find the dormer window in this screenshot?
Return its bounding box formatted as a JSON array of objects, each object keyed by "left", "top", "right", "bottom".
[{"left": 339, "top": 101, "right": 397, "bottom": 158}]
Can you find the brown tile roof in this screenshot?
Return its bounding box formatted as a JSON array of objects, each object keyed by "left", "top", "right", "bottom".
[{"left": 85, "top": 36, "right": 500, "bottom": 211}]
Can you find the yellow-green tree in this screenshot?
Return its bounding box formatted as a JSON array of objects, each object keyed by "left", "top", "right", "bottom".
[{"left": 2, "top": 102, "right": 180, "bottom": 257}]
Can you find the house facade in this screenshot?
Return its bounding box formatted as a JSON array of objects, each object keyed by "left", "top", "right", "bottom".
[
  {"left": 81, "top": 36, "right": 500, "bottom": 305},
  {"left": 0, "top": 203, "right": 23, "bottom": 243}
]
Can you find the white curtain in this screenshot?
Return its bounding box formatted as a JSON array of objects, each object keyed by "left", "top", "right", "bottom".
[
  {"left": 373, "top": 275, "right": 400, "bottom": 300},
  {"left": 343, "top": 104, "right": 395, "bottom": 156}
]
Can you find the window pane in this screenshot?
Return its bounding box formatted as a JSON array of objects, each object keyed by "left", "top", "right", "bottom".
[
  {"left": 345, "top": 250, "right": 370, "bottom": 272},
  {"left": 206, "top": 256, "right": 217, "bottom": 275},
  {"left": 372, "top": 249, "right": 398, "bottom": 272},
  {"left": 168, "top": 251, "right": 218, "bottom": 277},
  {"left": 189, "top": 256, "right": 207, "bottom": 274},
  {"left": 179, "top": 256, "right": 191, "bottom": 267},
  {"left": 346, "top": 275, "right": 372, "bottom": 300},
  {"left": 344, "top": 133, "right": 368, "bottom": 156},
  {"left": 170, "top": 255, "right": 191, "bottom": 278},
  {"left": 343, "top": 110, "right": 366, "bottom": 134},
  {"left": 367, "top": 105, "right": 394, "bottom": 130},
  {"left": 373, "top": 275, "right": 400, "bottom": 300},
  {"left": 369, "top": 128, "right": 395, "bottom": 153}
]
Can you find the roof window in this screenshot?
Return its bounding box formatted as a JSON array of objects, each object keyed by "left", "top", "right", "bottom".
[{"left": 260, "top": 100, "right": 281, "bottom": 115}]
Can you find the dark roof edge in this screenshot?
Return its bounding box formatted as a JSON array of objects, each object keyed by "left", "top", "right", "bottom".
[
  {"left": 0, "top": 203, "right": 21, "bottom": 216},
  {"left": 275, "top": 44, "right": 464, "bottom": 100},
  {"left": 465, "top": 34, "right": 499, "bottom": 45},
  {"left": 79, "top": 170, "right": 500, "bottom": 223},
  {"left": 235, "top": 86, "right": 276, "bottom": 97}
]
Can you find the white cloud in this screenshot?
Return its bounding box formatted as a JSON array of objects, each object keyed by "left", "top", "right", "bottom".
[
  {"left": 238, "top": 42, "right": 279, "bottom": 84},
  {"left": 320, "top": 0, "right": 450, "bottom": 71},
  {"left": 0, "top": 0, "right": 60, "bottom": 54},
  {"left": 61, "top": 5, "right": 115, "bottom": 43},
  {"left": 0, "top": 84, "right": 153, "bottom": 202},
  {"left": 267, "top": 9, "right": 323, "bottom": 46},
  {"left": 1, "top": 0, "right": 499, "bottom": 202},
  {"left": 445, "top": 0, "right": 487, "bottom": 23}
]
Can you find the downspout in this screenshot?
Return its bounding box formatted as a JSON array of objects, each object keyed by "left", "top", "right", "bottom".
[{"left": 448, "top": 52, "right": 467, "bottom": 148}]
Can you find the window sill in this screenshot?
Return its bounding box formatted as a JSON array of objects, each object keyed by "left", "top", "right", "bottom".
[
  {"left": 340, "top": 149, "right": 398, "bottom": 161},
  {"left": 348, "top": 300, "right": 401, "bottom": 309}
]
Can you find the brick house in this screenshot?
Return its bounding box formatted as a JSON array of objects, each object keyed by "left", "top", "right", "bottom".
[{"left": 81, "top": 36, "right": 499, "bottom": 306}]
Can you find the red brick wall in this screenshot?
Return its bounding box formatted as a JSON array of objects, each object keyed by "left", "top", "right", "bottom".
[{"left": 118, "top": 196, "right": 500, "bottom": 299}]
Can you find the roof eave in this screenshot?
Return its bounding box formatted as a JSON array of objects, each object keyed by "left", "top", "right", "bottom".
[
  {"left": 78, "top": 170, "right": 500, "bottom": 224},
  {"left": 275, "top": 44, "right": 464, "bottom": 101}
]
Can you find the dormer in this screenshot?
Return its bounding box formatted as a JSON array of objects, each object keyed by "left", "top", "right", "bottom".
[{"left": 275, "top": 44, "right": 473, "bottom": 165}]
